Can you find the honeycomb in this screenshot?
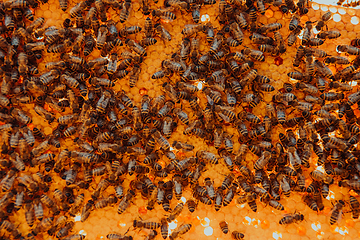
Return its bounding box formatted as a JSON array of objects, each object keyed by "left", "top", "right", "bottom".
[{"left": 2, "top": 0, "right": 360, "bottom": 239}]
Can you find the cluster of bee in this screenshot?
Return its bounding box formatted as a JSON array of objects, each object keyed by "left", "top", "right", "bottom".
[
  {"left": 337, "top": 0, "right": 360, "bottom": 7},
  {"left": 1, "top": 0, "right": 360, "bottom": 239}
]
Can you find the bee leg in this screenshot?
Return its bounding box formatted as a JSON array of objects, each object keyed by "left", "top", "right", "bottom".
[{"left": 124, "top": 227, "right": 131, "bottom": 235}]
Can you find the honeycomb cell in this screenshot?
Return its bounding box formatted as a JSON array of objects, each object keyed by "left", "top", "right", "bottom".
[
  {"left": 351, "top": 16, "right": 359, "bottom": 24},
  {"left": 329, "top": 6, "right": 338, "bottom": 13},
  {"left": 265, "top": 9, "right": 273, "bottom": 18},
  {"left": 338, "top": 8, "right": 347, "bottom": 14},
  {"left": 320, "top": 5, "right": 328, "bottom": 11},
  {"left": 312, "top": 3, "right": 319, "bottom": 10},
  {"left": 334, "top": 14, "right": 342, "bottom": 23},
  {"left": 274, "top": 11, "right": 283, "bottom": 20}
]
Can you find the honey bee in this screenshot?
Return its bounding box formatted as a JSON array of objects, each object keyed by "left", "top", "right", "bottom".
[
  {"left": 173, "top": 108, "right": 189, "bottom": 125},
  {"left": 154, "top": 23, "right": 172, "bottom": 41},
  {"left": 330, "top": 200, "right": 345, "bottom": 225},
  {"left": 0, "top": 220, "right": 22, "bottom": 239},
  {"left": 242, "top": 47, "right": 265, "bottom": 62},
  {"left": 172, "top": 141, "right": 194, "bottom": 152},
  {"left": 169, "top": 223, "right": 192, "bottom": 240},
  {"left": 129, "top": 64, "right": 141, "bottom": 88},
  {"left": 349, "top": 196, "right": 360, "bottom": 219},
  {"left": 139, "top": 37, "right": 157, "bottom": 47},
  {"left": 166, "top": 0, "right": 188, "bottom": 10},
  {"left": 167, "top": 202, "right": 184, "bottom": 222},
  {"left": 83, "top": 33, "right": 96, "bottom": 56},
  {"left": 200, "top": 22, "right": 214, "bottom": 43},
  {"left": 325, "top": 56, "right": 350, "bottom": 65},
  {"left": 273, "top": 31, "right": 286, "bottom": 54},
  {"left": 257, "top": 22, "right": 282, "bottom": 34},
  {"left": 231, "top": 231, "right": 244, "bottom": 239},
  {"left": 26, "top": 17, "right": 45, "bottom": 33},
  {"left": 119, "top": 25, "right": 142, "bottom": 38},
  {"left": 62, "top": 234, "right": 86, "bottom": 240},
  {"left": 140, "top": 18, "right": 153, "bottom": 41},
  {"left": 317, "top": 30, "right": 341, "bottom": 39},
  {"left": 57, "top": 0, "right": 68, "bottom": 11},
  {"left": 229, "top": 21, "right": 244, "bottom": 45},
  {"left": 33, "top": 198, "right": 44, "bottom": 221},
  {"left": 254, "top": 151, "right": 271, "bottom": 171},
  {"left": 337, "top": 44, "right": 360, "bottom": 55},
  {"left": 133, "top": 220, "right": 160, "bottom": 230},
  {"left": 119, "top": 0, "right": 131, "bottom": 23},
  {"left": 152, "top": 8, "right": 176, "bottom": 21},
  {"left": 55, "top": 221, "right": 75, "bottom": 239},
  {"left": 316, "top": 11, "right": 332, "bottom": 31},
  {"left": 302, "top": 194, "right": 318, "bottom": 212},
  {"left": 279, "top": 212, "right": 304, "bottom": 225},
  {"left": 10, "top": 107, "right": 32, "bottom": 124},
  {"left": 125, "top": 38, "right": 147, "bottom": 56},
  {"left": 217, "top": 220, "right": 229, "bottom": 234},
  {"left": 24, "top": 202, "right": 35, "bottom": 227},
  {"left": 107, "top": 234, "right": 133, "bottom": 240},
  {"left": 209, "top": 33, "right": 225, "bottom": 56},
  {"left": 105, "top": 53, "right": 118, "bottom": 75},
  {"left": 79, "top": 199, "right": 94, "bottom": 222},
  {"left": 14, "top": 185, "right": 25, "bottom": 211},
  {"left": 117, "top": 190, "right": 135, "bottom": 215},
  {"left": 267, "top": 199, "right": 284, "bottom": 210},
  {"left": 157, "top": 99, "right": 175, "bottom": 118},
  {"left": 277, "top": 174, "right": 291, "bottom": 197}
]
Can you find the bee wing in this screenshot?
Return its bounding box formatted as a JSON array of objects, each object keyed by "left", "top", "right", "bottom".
[
  {"left": 218, "top": 112, "right": 231, "bottom": 123},
  {"left": 219, "top": 105, "right": 235, "bottom": 111},
  {"left": 206, "top": 95, "right": 214, "bottom": 106},
  {"left": 332, "top": 206, "right": 344, "bottom": 224}
]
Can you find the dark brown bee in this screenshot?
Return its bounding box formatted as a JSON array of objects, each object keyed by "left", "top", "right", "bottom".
[
  {"left": 330, "top": 200, "right": 345, "bottom": 225},
  {"left": 107, "top": 233, "right": 133, "bottom": 240},
  {"left": 59, "top": 0, "right": 68, "bottom": 11},
  {"left": 324, "top": 56, "right": 349, "bottom": 65},
  {"left": 155, "top": 23, "right": 172, "bottom": 41},
  {"left": 242, "top": 47, "right": 265, "bottom": 62},
  {"left": 219, "top": 220, "right": 229, "bottom": 234},
  {"left": 318, "top": 30, "right": 341, "bottom": 39},
  {"left": 129, "top": 64, "right": 141, "bottom": 88},
  {"left": 349, "top": 196, "right": 360, "bottom": 219},
  {"left": 166, "top": 0, "right": 188, "bottom": 10},
  {"left": 169, "top": 223, "right": 192, "bottom": 240},
  {"left": 125, "top": 39, "right": 147, "bottom": 56},
  {"left": 119, "top": 0, "right": 131, "bottom": 23},
  {"left": 268, "top": 199, "right": 284, "bottom": 210},
  {"left": 316, "top": 11, "right": 332, "bottom": 31},
  {"left": 231, "top": 231, "right": 244, "bottom": 239},
  {"left": 152, "top": 9, "right": 176, "bottom": 21},
  {"left": 172, "top": 141, "right": 194, "bottom": 151},
  {"left": 186, "top": 199, "right": 197, "bottom": 213},
  {"left": 279, "top": 212, "right": 304, "bottom": 225},
  {"left": 167, "top": 202, "right": 184, "bottom": 222},
  {"left": 139, "top": 37, "right": 157, "bottom": 47},
  {"left": 133, "top": 220, "right": 160, "bottom": 229},
  {"left": 257, "top": 22, "right": 282, "bottom": 34},
  {"left": 144, "top": 17, "right": 154, "bottom": 38},
  {"left": 302, "top": 194, "right": 318, "bottom": 212},
  {"left": 289, "top": 14, "right": 300, "bottom": 31},
  {"left": 117, "top": 190, "right": 135, "bottom": 214},
  {"left": 33, "top": 198, "right": 44, "bottom": 221},
  {"left": 24, "top": 202, "right": 35, "bottom": 227},
  {"left": 119, "top": 25, "right": 142, "bottom": 38},
  {"left": 94, "top": 196, "right": 117, "bottom": 209}
]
